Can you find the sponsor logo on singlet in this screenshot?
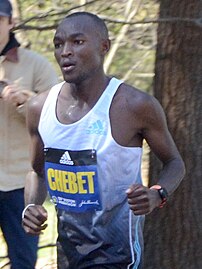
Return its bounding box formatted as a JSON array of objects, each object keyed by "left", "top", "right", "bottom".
[
  {"left": 59, "top": 151, "right": 74, "bottom": 165},
  {"left": 86, "top": 120, "right": 107, "bottom": 136}
]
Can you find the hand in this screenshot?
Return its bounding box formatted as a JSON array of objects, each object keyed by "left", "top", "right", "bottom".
[
  {"left": 126, "top": 184, "right": 161, "bottom": 215},
  {"left": 22, "top": 205, "right": 48, "bottom": 235},
  {"left": 2, "top": 84, "right": 34, "bottom": 107}
]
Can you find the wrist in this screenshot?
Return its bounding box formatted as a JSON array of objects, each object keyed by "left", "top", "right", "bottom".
[
  {"left": 22, "top": 203, "right": 35, "bottom": 219},
  {"left": 150, "top": 185, "right": 168, "bottom": 208}
]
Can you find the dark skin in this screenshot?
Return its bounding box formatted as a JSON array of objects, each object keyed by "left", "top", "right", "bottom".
[{"left": 22, "top": 15, "right": 185, "bottom": 235}]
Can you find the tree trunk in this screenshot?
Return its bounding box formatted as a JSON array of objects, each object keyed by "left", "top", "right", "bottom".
[{"left": 143, "top": 1, "right": 202, "bottom": 268}]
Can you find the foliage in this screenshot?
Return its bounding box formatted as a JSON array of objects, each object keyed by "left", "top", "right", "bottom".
[{"left": 12, "top": 0, "right": 159, "bottom": 91}]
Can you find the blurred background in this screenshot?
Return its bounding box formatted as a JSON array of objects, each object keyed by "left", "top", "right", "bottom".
[{"left": 0, "top": 0, "right": 201, "bottom": 268}]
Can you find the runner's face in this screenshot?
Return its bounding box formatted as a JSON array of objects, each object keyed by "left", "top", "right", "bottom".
[
  {"left": 0, "top": 16, "right": 13, "bottom": 47},
  {"left": 53, "top": 16, "right": 106, "bottom": 84}
]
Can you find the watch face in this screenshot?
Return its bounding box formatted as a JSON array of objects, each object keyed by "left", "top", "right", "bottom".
[
  {"left": 150, "top": 185, "right": 168, "bottom": 208},
  {"left": 159, "top": 188, "right": 168, "bottom": 200},
  {"left": 158, "top": 188, "right": 168, "bottom": 209}
]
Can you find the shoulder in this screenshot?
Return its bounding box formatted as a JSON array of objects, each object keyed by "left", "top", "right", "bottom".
[
  {"left": 28, "top": 90, "right": 49, "bottom": 111},
  {"left": 114, "top": 82, "right": 167, "bottom": 132},
  {"left": 116, "top": 82, "right": 161, "bottom": 114},
  {"left": 26, "top": 90, "right": 50, "bottom": 130},
  {"left": 27, "top": 81, "right": 63, "bottom": 118},
  {"left": 27, "top": 81, "right": 62, "bottom": 133}
]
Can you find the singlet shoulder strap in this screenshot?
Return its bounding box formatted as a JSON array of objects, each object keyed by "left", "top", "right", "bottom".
[{"left": 96, "top": 77, "right": 123, "bottom": 113}]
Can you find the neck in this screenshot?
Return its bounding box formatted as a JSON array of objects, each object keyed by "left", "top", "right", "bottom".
[{"left": 70, "top": 75, "right": 110, "bottom": 105}]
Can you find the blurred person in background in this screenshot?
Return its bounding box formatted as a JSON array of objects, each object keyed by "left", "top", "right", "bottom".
[
  {"left": 0, "top": 0, "right": 58, "bottom": 268},
  {"left": 22, "top": 12, "right": 185, "bottom": 269}
]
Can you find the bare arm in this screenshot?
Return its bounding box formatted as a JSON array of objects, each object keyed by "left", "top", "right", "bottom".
[
  {"left": 127, "top": 94, "right": 185, "bottom": 214},
  {"left": 142, "top": 96, "right": 185, "bottom": 193},
  {"left": 22, "top": 92, "right": 49, "bottom": 235}
]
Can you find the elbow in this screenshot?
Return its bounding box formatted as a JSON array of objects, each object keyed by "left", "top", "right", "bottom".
[
  {"left": 173, "top": 156, "right": 186, "bottom": 182},
  {"left": 32, "top": 162, "right": 44, "bottom": 179}
]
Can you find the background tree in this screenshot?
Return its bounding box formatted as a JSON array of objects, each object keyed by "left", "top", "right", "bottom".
[{"left": 144, "top": 0, "right": 202, "bottom": 268}]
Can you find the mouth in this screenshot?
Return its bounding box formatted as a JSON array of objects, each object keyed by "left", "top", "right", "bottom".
[{"left": 61, "top": 62, "right": 76, "bottom": 72}]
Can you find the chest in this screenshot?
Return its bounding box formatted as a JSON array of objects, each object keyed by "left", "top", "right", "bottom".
[{"left": 56, "top": 94, "right": 142, "bottom": 148}]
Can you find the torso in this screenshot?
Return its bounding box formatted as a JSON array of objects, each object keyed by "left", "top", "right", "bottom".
[{"left": 37, "top": 78, "right": 145, "bottom": 268}]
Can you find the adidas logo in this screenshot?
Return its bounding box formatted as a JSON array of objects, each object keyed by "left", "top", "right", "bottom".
[
  {"left": 59, "top": 151, "right": 74, "bottom": 165},
  {"left": 86, "top": 120, "right": 107, "bottom": 136}
]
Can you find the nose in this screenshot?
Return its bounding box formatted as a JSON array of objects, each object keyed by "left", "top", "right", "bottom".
[{"left": 61, "top": 42, "right": 73, "bottom": 57}]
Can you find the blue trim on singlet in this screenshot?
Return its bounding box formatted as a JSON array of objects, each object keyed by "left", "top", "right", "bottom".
[{"left": 133, "top": 216, "right": 142, "bottom": 269}]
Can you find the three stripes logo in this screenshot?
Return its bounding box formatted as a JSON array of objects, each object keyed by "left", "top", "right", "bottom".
[
  {"left": 59, "top": 151, "right": 74, "bottom": 165},
  {"left": 86, "top": 120, "right": 107, "bottom": 136}
]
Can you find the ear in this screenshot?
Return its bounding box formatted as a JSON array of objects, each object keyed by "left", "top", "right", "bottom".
[
  {"left": 101, "top": 39, "right": 111, "bottom": 56},
  {"left": 8, "top": 18, "right": 15, "bottom": 31}
]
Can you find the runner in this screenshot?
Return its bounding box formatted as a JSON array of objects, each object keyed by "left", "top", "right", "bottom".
[{"left": 22, "top": 12, "right": 185, "bottom": 269}]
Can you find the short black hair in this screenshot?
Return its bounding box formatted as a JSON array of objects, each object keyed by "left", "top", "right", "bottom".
[{"left": 64, "top": 12, "right": 109, "bottom": 39}]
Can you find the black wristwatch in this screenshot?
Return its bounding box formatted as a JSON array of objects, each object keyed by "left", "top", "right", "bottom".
[{"left": 150, "top": 185, "right": 169, "bottom": 208}]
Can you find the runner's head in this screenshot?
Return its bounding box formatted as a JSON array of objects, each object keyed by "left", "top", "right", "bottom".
[{"left": 53, "top": 12, "right": 110, "bottom": 84}]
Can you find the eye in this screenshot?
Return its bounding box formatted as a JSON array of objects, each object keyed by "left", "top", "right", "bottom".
[
  {"left": 54, "top": 43, "right": 63, "bottom": 49},
  {"left": 74, "top": 40, "right": 84, "bottom": 45}
]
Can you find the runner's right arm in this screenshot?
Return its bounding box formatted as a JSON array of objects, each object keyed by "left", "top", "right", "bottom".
[{"left": 22, "top": 92, "right": 49, "bottom": 235}]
